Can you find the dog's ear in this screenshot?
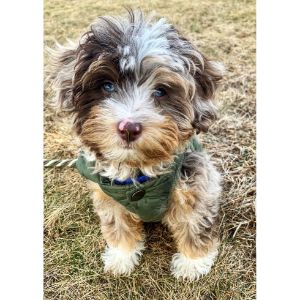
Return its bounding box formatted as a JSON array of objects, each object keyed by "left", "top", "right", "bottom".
[
  {"left": 46, "top": 19, "right": 121, "bottom": 113},
  {"left": 182, "top": 43, "right": 224, "bottom": 133},
  {"left": 46, "top": 40, "right": 78, "bottom": 112}
]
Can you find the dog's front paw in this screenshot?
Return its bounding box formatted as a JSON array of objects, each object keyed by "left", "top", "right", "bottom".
[
  {"left": 101, "top": 242, "right": 145, "bottom": 275},
  {"left": 170, "top": 250, "right": 218, "bottom": 281}
]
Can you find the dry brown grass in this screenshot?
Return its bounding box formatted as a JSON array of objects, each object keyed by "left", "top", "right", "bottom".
[{"left": 44, "top": 0, "right": 256, "bottom": 299}]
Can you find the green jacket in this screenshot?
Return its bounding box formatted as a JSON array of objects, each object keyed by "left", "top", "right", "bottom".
[{"left": 76, "top": 137, "right": 202, "bottom": 222}]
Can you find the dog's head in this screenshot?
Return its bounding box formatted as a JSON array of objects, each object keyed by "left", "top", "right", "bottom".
[{"left": 49, "top": 10, "right": 223, "bottom": 177}]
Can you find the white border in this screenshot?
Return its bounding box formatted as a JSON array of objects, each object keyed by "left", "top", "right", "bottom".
[
  {"left": 0, "top": 0, "right": 43, "bottom": 299},
  {"left": 257, "top": 0, "right": 300, "bottom": 299}
]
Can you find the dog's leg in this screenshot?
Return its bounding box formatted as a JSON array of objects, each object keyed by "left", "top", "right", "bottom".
[
  {"left": 88, "top": 182, "right": 144, "bottom": 275},
  {"left": 163, "top": 152, "right": 221, "bottom": 281}
]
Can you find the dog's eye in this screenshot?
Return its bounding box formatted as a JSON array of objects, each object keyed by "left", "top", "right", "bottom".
[
  {"left": 153, "top": 88, "right": 167, "bottom": 98},
  {"left": 102, "top": 81, "right": 116, "bottom": 93}
]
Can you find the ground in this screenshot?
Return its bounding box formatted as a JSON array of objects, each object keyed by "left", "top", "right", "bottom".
[{"left": 44, "top": 0, "right": 256, "bottom": 299}]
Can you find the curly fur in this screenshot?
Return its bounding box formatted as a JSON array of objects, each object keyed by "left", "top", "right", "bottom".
[{"left": 48, "top": 9, "right": 224, "bottom": 280}]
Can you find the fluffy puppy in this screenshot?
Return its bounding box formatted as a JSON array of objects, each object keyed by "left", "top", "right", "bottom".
[{"left": 48, "top": 10, "right": 224, "bottom": 280}]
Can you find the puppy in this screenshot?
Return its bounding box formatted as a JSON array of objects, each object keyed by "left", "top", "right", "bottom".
[{"left": 48, "top": 10, "right": 223, "bottom": 280}]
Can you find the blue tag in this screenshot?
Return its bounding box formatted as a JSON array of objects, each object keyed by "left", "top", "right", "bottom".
[{"left": 113, "top": 175, "right": 151, "bottom": 185}]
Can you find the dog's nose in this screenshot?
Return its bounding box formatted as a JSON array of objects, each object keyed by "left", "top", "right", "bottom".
[{"left": 117, "top": 119, "right": 142, "bottom": 142}]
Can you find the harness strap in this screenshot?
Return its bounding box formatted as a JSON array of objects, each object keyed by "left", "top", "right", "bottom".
[{"left": 75, "top": 137, "right": 201, "bottom": 222}]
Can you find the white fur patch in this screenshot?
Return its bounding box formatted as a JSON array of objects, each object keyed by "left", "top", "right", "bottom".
[
  {"left": 171, "top": 250, "right": 218, "bottom": 281},
  {"left": 101, "top": 242, "right": 145, "bottom": 275}
]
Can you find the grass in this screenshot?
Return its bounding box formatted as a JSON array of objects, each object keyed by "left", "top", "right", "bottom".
[{"left": 44, "top": 0, "right": 256, "bottom": 299}]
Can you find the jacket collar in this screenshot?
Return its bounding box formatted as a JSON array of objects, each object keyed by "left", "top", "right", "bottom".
[{"left": 75, "top": 136, "right": 202, "bottom": 222}]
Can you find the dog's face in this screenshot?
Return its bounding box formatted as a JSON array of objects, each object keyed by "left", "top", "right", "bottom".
[{"left": 50, "top": 11, "right": 223, "bottom": 173}]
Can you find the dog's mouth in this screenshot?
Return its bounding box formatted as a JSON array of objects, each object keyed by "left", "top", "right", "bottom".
[{"left": 120, "top": 141, "right": 135, "bottom": 150}]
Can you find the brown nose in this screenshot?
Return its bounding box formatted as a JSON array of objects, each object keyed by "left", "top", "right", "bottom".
[{"left": 117, "top": 119, "right": 142, "bottom": 142}]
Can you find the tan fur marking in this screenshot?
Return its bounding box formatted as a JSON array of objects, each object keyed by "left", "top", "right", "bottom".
[
  {"left": 88, "top": 181, "right": 143, "bottom": 251},
  {"left": 163, "top": 185, "right": 219, "bottom": 259},
  {"left": 81, "top": 106, "right": 180, "bottom": 167}
]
